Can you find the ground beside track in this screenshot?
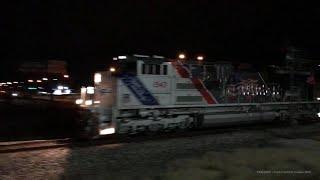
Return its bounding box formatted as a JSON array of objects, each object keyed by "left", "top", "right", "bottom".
[{"left": 1, "top": 123, "right": 320, "bottom": 180}]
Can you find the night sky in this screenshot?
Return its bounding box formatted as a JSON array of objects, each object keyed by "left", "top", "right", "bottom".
[{"left": 1, "top": 1, "right": 319, "bottom": 82}]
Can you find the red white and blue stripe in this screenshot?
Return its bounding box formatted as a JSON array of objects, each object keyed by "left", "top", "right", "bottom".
[{"left": 172, "top": 61, "right": 219, "bottom": 104}]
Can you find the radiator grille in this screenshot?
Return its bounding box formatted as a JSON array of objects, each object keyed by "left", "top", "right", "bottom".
[{"left": 177, "top": 96, "right": 203, "bottom": 102}]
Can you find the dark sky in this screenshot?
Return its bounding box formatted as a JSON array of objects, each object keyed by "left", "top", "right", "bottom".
[{"left": 1, "top": 1, "right": 320, "bottom": 81}]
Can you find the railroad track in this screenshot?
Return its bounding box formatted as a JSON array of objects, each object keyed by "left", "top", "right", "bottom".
[
  {"left": 1, "top": 121, "right": 319, "bottom": 153},
  {"left": 0, "top": 138, "right": 72, "bottom": 153}
]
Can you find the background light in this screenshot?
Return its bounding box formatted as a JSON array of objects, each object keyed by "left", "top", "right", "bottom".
[
  {"left": 64, "top": 89, "right": 71, "bottom": 94},
  {"left": 197, "top": 56, "right": 204, "bottom": 61},
  {"left": 118, "top": 56, "right": 127, "bottom": 59},
  {"left": 178, "top": 53, "right": 186, "bottom": 59},
  {"left": 64, "top": 75, "right": 69, "bottom": 78},
  {"left": 28, "top": 80, "right": 34, "bottom": 82},
  {"left": 42, "top": 78, "right": 48, "bottom": 81},
  {"left": 99, "top": 127, "right": 115, "bottom": 135},
  {"left": 53, "top": 90, "right": 62, "bottom": 95},
  {"left": 110, "top": 67, "right": 116, "bottom": 72}
]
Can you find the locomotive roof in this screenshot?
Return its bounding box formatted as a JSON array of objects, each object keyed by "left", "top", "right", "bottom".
[{"left": 114, "top": 55, "right": 232, "bottom": 66}]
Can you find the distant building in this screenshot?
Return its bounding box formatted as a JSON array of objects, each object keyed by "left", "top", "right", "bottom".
[
  {"left": 10, "top": 60, "right": 73, "bottom": 95},
  {"left": 18, "top": 60, "right": 68, "bottom": 78}
]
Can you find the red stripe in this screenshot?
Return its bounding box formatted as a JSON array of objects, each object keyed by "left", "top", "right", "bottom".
[
  {"left": 173, "top": 62, "right": 189, "bottom": 78},
  {"left": 172, "top": 61, "right": 218, "bottom": 104},
  {"left": 191, "top": 78, "right": 216, "bottom": 104}
]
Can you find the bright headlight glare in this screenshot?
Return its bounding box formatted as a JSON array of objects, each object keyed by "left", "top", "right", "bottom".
[
  {"left": 85, "top": 100, "right": 93, "bottom": 106},
  {"left": 94, "top": 73, "right": 102, "bottom": 83},
  {"left": 87, "top": 87, "right": 94, "bottom": 94},
  {"left": 53, "top": 90, "right": 62, "bottom": 95},
  {"left": 75, "top": 99, "right": 83, "bottom": 105},
  {"left": 94, "top": 100, "right": 101, "bottom": 104},
  {"left": 99, "top": 127, "right": 115, "bottom": 135}
]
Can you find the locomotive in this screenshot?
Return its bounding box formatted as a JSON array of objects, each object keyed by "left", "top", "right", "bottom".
[{"left": 77, "top": 54, "right": 320, "bottom": 137}]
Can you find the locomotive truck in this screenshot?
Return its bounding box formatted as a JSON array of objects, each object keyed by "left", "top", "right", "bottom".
[{"left": 77, "top": 54, "right": 320, "bottom": 137}]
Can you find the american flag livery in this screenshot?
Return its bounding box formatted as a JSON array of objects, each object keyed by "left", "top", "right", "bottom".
[{"left": 172, "top": 61, "right": 219, "bottom": 104}]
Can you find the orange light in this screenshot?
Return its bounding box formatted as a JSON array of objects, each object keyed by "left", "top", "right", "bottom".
[
  {"left": 110, "top": 67, "right": 116, "bottom": 72},
  {"left": 197, "top": 56, "right": 204, "bottom": 61},
  {"left": 178, "top": 53, "right": 186, "bottom": 59}
]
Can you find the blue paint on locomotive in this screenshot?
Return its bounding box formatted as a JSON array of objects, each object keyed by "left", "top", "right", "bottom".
[{"left": 120, "top": 73, "right": 159, "bottom": 105}]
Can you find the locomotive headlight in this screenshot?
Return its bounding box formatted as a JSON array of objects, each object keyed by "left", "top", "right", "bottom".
[
  {"left": 81, "top": 87, "right": 87, "bottom": 93},
  {"left": 85, "top": 100, "right": 93, "bottom": 106},
  {"left": 75, "top": 99, "right": 83, "bottom": 105},
  {"left": 94, "top": 73, "right": 102, "bottom": 83},
  {"left": 99, "top": 127, "right": 115, "bottom": 135},
  {"left": 87, "top": 87, "right": 95, "bottom": 94}
]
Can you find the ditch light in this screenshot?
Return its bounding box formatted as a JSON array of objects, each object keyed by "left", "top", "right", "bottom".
[{"left": 99, "top": 127, "right": 115, "bottom": 135}]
